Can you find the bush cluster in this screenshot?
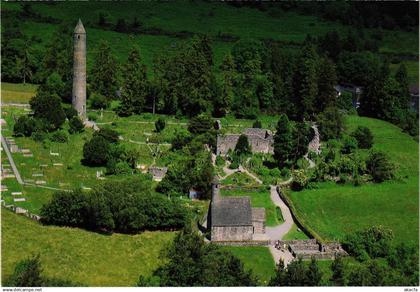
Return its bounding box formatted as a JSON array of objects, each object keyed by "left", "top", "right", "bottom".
[{"left": 40, "top": 177, "right": 190, "bottom": 233}]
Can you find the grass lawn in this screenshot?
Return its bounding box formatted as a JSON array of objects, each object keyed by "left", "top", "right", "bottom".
[
  {"left": 282, "top": 223, "right": 309, "bottom": 240},
  {"left": 286, "top": 116, "right": 419, "bottom": 245},
  {"left": 221, "top": 246, "right": 275, "bottom": 285},
  {"left": 221, "top": 187, "right": 283, "bottom": 227},
  {"left": 1, "top": 82, "right": 38, "bottom": 104},
  {"left": 1, "top": 209, "right": 176, "bottom": 286}
]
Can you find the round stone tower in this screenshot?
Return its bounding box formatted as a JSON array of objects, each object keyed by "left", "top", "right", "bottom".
[{"left": 72, "top": 19, "right": 86, "bottom": 119}]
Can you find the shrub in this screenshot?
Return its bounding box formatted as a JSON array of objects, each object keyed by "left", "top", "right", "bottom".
[
  {"left": 50, "top": 130, "right": 68, "bottom": 143},
  {"left": 40, "top": 177, "right": 189, "bottom": 233},
  {"left": 229, "top": 161, "right": 239, "bottom": 169},
  {"left": 89, "top": 92, "right": 109, "bottom": 109},
  {"left": 343, "top": 226, "right": 394, "bottom": 261},
  {"left": 87, "top": 113, "right": 98, "bottom": 121},
  {"left": 93, "top": 127, "right": 119, "bottom": 143},
  {"left": 4, "top": 254, "right": 43, "bottom": 287},
  {"left": 351, "top": 126, "right": 374, "bottom": 149},
  {"left": 252, "top": 120, "right": 262, "bottom": 128},
  {"left": 215, "top": 155, "right": 225, "bottom": 167},
  {"left": 106, "top": 160, "right": 132, "bottom": 175},
  {"left": 82, "top": 136, "right": 110, "bottom": 166},
  {"left": 155, "top": 117, "right": 166, "bottom": 133},
  {"left": 366, "top": 150, "right": 395, "bottom": 182},
  {"left": 69, "top": 116, "right": 85, "bottom": 134},
  {"left": 341, "top": 135, "right": 358, "bottom": 154},
  {"left": 14, "top": 116, "right": 36, "bottom": 137},
  {"left": 64, "top": 107, "right": 78, "bottom": 120},
  {"left": 291, "top": 169, "right": 308, "bottom": 191},
  {"left": 31, "top": 130, "right": 47, "bottom": 142}
]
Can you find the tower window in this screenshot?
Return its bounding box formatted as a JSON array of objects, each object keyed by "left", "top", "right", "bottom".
[{"left": 78, "top": 35, "right": 80, "bottom": 39}]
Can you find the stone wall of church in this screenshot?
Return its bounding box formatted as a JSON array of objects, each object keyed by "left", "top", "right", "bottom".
[
  {"left": 252, "top": 221, "right": 265, "bottom": 234},
  {"left": 211, "top": 226, "right": 253, "bottom": 241}
]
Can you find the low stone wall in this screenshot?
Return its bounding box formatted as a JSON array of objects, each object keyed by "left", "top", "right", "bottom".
[
  {"left": 213, "top": 240, "right": 271, "bottom": 247},
  {"left": 2, "top": 204, "right": 41, "bottom": 221}
]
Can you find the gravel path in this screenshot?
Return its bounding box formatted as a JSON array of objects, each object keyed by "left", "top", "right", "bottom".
[
  {"left": 265, "top": 185, "right": 294, "bottom": 241},
  {"left": 1, "top": 135, "right": 23, "bottom": 184}
]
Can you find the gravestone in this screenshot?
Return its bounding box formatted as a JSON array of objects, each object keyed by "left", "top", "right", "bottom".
[
  {"left": 14, "top": 198, "right": 26, "bottom": 202},
  {"left": 11, "top": 192, "right": 23, "bottom": 196}
]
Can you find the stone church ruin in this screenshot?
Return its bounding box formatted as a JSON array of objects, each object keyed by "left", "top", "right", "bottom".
[
  {"left": 216, "top": 128, "right": 274, "bottom": 156},
  {"left": 208, "top": 177, "right": 266, "bottom": 242}
]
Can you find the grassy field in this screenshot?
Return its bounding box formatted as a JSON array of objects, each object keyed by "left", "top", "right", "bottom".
[
  {"left": 1, "top": 82, "right": 38, "bottom": 103},
  {"left": 282, "top": 223, "right": 310, "bottom": 240},
  {"left": 286, "top": 116, "right": 419, "bottom": 245},
  {"left": 221, "top": 246, "right": 275, "bottom": 285},
  {"left": 1, "top": 209, "right": 176, "bottom": 286}
]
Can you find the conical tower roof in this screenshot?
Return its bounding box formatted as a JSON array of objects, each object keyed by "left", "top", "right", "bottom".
[{"left": 74, "top": 19, "right": 86, "bottom": 34}]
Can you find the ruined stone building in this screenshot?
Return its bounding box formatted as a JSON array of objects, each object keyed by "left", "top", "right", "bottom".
[
  {"left": 216, "top": 128, "right": 274, "bottom": 156},
  {"left": 208, "top": 177, "right": 266, "bottom": 241},
  {"left": 72, "top": 19, "right": 86, "bottom": 119}
]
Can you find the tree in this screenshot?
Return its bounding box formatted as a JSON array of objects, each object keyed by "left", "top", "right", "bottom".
[
  {"left": 331, "top": 256, "right": 346, "bottom": 286},
  {"left": 155, "top": 117, "right": 166, "bottom": 133},
  {"left": 5, "top": 255, "right": 43, "bottom": 287},
  {"left": 316, "top": 106, "right": 344, "bottom": 140},
  {"left": 118, "top": 47, "right": 148, "bottom": 116},
  {"left": 366, "top": 150, "right": 395, "bottom": 182},
  {"left": 293, "top": 43, "right": 319, "bottom": 119},
  {"left": 30, "top": 89, "right": 66, "bottom": 130},
  {"left": 41, "top": 24, "right": 73, "bottom": 101},
  {"left": 214, "top": 53, "right": 236, "bottom": 117},
  {"left": 93, "top": 127, "right": 120, "bottom": 144},
  {"left": 89, "top": 92, "right": 109, "bottom": 109},
  {"left": 155, "top": 38, "right": 214, "bottom": 116},
  {"left": 286, "top": 257, "right": 307, "bottom": 286},
  {"left": 290, "top": 121, "right": 311, "bottom": 165},
  {"left": 153, "top": 228, "right": 256, "bottom": 286},
  {"left": 351, "top": 126, "right": 373, "bottom": 149},
  {"left": 306, "top": 257, "right": 323, "bottom": 286},
  {"left": 341, "top": 135, "right": 358, "bottom": 154},
  {"left": 234, "top": 134, "right": 251, "bottom": 156},
  {"left": 188, "top": 114, "right": 213, "bottom": 135},
  {"left": 316, "top": 57, "right": 337, "bottom": 112},
  {"left": 394, "top": 63, "right": 410, "bottom": 108},
  {"left": 82, "top": 136, "right": 111, "bottom": 166},
  {"left": 269, "top": 259, "right": 287, "bottom": 286},
  {"left": 90, "top": 41, "right": 119, "bottom": 100},
  {"left": 69, "top": 116, "right": 84, "bottom": 134},
  {"left": 273, "top": 114, "right": 293, "bottom": 168}
]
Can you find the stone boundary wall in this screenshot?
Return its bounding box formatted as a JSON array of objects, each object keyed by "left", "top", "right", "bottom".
[
  {"left": 213, "top": 240, "right": 271, "bottom": 247},
  {"left": 276, "top": 186, "right": 322, "bottom": 242},
  {"left": 220, "top": 185, "right": 263, "bottom": 191},
  {"left": 2, "top": 204, "right": 41, "bottom": 221}
]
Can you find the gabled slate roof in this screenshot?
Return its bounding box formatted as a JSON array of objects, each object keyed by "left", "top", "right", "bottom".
[{"left": 211, "top": 196, "right": 252, "bottom": 227}]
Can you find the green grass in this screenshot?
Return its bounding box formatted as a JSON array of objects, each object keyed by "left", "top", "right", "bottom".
[
  {"left": 390, "top": 60, "right": 419, "bottom": 85},
  {"left": 1, "top": 82, "right": 38, "bottom": 103},
  {"left": 221, "top": 187, "right": 283, "bottom": 226},
  {"left": 282, "top": 223, "right": 309, "bottom": 240},
  {"left": 1, "top": 209, "right": 176, "bottom": 286},
  {"left": 221, "top": 172, "right": 261, "bottom": 187},
  {"left": 221, "top": 246, "right": 275, "bottom": 285},
  {"left": 286, "top": 116, "right": 419, "bottom": 245}
]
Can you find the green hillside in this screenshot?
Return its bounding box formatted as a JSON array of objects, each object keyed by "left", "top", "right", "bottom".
[
  {"left": 286, "top": 116, "right": 419, "bottom": 246},
  {"left": 2, "top": 2, "right": 418, "bottom": 81},
  {"left": 1, "top": 209, "right": 176, "bottom": 286}
]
